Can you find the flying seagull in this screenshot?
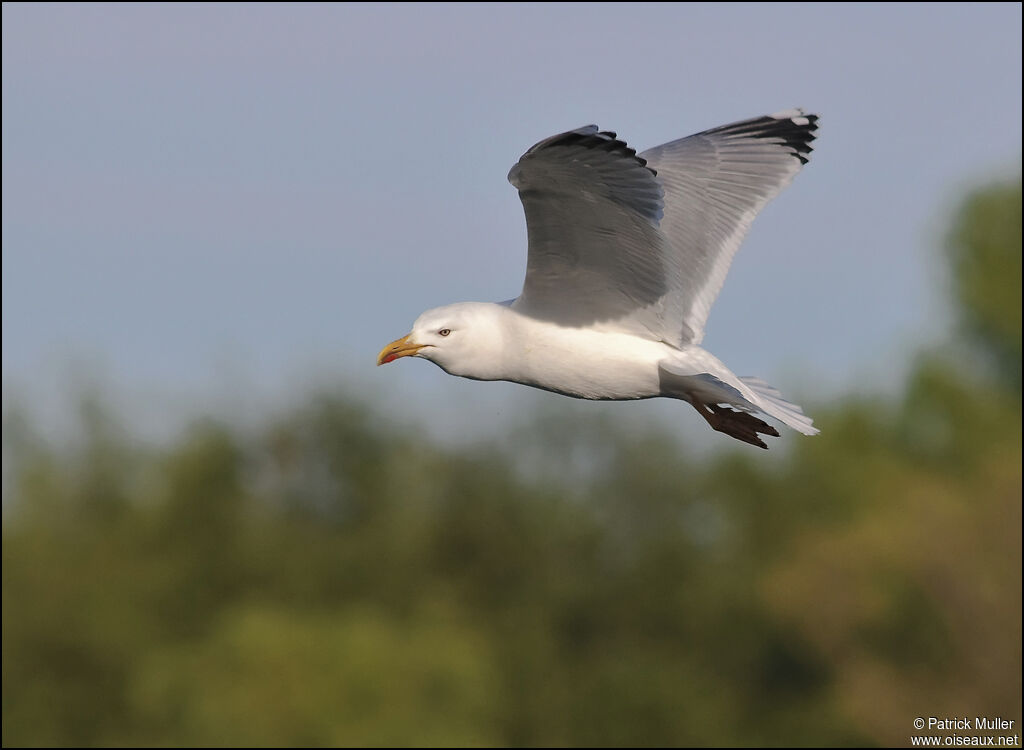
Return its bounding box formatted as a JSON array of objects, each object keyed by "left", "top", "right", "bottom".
[{"left": 378, "top": 109, "right": 820, "bottom": 448}]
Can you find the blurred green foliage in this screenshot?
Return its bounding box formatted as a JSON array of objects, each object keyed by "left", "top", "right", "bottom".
[
  {"left": 3, "top": 180, "right": 1021, "bottom": 747},
  {"left": 946, "top": 179, "right": 1022, "bottom": 391}
]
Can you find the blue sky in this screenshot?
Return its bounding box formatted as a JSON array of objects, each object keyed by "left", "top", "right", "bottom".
[{"left": 3, "top": 3, "right": 1021, "bottom": 444}]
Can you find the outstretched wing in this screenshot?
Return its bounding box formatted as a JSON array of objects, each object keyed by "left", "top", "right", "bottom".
[
  {"left": 640, "top": 109, "right": 818, "bottom": 344},
  {"left": 507, "top": 126, "right": 671, "bottom": 340},
  {"left": 507, "top": 111, "right": 818, "bottom": 346}
]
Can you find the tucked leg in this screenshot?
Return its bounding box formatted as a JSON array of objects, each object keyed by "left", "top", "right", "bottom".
[{"left": 690, "top": 401, "right": 780, "bottom": 449}]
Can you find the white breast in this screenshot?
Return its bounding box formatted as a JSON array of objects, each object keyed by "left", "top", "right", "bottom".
[{"left": 500, "top": 312, "right": 669, "bottom": 400}]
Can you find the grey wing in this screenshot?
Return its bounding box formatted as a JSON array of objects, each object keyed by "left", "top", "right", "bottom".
[
  {"left": 640, "top": 109, "right": 819, "bottom": 345},
  {"left": 508, "top": 126, "right": 672, "bottom": 338}
]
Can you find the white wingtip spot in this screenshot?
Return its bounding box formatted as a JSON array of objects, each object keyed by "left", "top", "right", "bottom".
[{"left": 770, "top": 108, "right": 808, "bottom": 124}]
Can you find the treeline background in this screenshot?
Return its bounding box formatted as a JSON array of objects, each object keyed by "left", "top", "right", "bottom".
[{"left": 3, "top": 180, "right": 1021, "bottom": 746}]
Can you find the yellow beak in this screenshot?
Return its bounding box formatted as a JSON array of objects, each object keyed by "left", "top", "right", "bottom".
[{"left": 377, "top": 333, "right": 425, "bottom": 366}]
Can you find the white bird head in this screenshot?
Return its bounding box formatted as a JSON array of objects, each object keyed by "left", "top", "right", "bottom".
[{"left": 376, "top": 302, "right": 508, "bottom": 380}]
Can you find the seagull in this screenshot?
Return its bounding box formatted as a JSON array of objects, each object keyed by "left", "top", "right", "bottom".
[{"left": 377, "top": 110, "right": 820, "bottom": 448}]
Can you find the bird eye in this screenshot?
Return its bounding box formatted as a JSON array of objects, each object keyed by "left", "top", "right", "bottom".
[{"left": 438, "top": 328, "right": 451, "bottom": 337}]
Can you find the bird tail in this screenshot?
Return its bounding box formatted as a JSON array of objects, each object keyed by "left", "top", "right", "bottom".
[{"left": 740, "top": 376, "right": 819, "bottom": 436}]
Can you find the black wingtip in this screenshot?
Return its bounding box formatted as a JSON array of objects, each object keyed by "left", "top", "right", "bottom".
[
  {"left": 525, "top": 127, "right": 658, "bottom": 177},
  {"left": 704, "top": 110, "right": 819, "bottom": 165}
]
